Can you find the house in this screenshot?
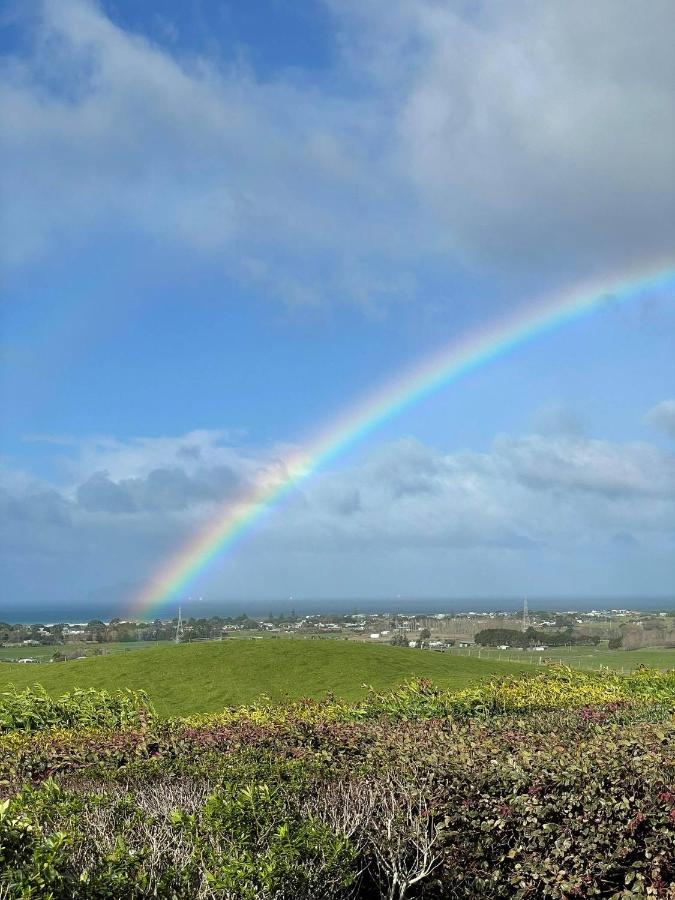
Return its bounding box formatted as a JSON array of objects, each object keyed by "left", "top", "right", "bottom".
[
  {"left": 369, "top": 633, "right": 380, "bottom": 640},
  {"left": 63, "top": 628, "right": 85, "bottom": 638}
]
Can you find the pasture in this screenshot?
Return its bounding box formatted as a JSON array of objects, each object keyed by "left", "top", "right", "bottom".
[
  {"left": 0, "top": 640, "right": 173, "bottom": 661},
  {"left": 448, "top": 643, "right": 675, "bottom": 671},
  {"left": 0, "top": 638, "right": 531, "bottom": 717}
]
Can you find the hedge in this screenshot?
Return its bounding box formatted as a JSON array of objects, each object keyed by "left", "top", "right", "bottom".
[{"left": 0, "top": 670, "right": 673, "bottom": 898}]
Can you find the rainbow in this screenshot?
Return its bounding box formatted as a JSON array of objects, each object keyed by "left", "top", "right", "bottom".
[{"left": 129, "top": 263, "right": 674, "bottom": 619}]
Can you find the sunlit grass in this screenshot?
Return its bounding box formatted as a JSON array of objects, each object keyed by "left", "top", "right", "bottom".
[{"left": 0, "top": 639, "right": 531, "bottom": 717}]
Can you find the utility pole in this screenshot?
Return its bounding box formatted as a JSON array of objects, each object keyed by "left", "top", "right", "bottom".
[{"left": 175, "top": 606, "right": 184, "bottom": 644}]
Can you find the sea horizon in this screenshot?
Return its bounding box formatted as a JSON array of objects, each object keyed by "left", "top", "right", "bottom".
[{"left": 2, "top": 595, "right": 674, "bottom": 626}]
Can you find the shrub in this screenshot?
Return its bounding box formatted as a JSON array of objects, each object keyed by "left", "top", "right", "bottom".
[
  {"left": 0, "top": 685, "right": 155, "bottom": 734},
  {"left": 1, "top": 671, "right": 674, "bottom": 898}
]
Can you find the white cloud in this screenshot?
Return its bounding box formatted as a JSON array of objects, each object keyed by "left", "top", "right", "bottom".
[
  {"left": 343, "top": 0, "right": 675, "bottom": 273},
  {"left": 2, "top": 0, "right": 673, "bottom": 307},
  {"left": 285, "top": 434, "right": 675, "bottom": 555},
  {"left": 531, "top": 402, "right": 587, "bottom": 438},
  {"left": 2, "top": 428, "right": 674, "bottom": 605},
  {"left": 495, "top": 434, "right": 675, "bottom": 499},
  {"left": 0, "top": 0, "right": 415, "bottom": 311},
  {"left": 68, "top": 430, "right": 251, "bottom": 483},
  {"left": 647, "top": 399, "right": 675, "bottom": 439}
]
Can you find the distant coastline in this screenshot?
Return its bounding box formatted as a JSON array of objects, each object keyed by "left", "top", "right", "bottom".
[{"left": 2, "top": 596, "right": 673, "bottom": 625}]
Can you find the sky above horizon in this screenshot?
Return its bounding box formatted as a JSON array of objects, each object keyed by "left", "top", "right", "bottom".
[{"left": 1, "top": 0, "right": 674, "bottom": 617}]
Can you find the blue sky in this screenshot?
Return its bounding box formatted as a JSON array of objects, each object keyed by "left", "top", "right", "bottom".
[{"left": 1, "top": 0, "right": 674, "bottom": 618}]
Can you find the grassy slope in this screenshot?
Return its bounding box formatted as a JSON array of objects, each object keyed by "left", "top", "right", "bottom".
[{"left": 0, "top": 640, "right": 531, "bottom": 717}]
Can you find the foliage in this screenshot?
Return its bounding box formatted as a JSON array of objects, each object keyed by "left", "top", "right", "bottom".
[
  {"left": 473, "top": 625, "right": 601, "bottom": 648},
  {"left": 1, "top": 670, "right": 674, "bottom": 897},
  {"left": 0, "top": 685, "right": 155, "bottom": 734},
  {"left": 0, "top": 778, "right": 357, "bottom": 899},
  {"left": 451, "top": 665, "right": 675, "bottom": 714},
  {"left": 390, "top": 633, "right": 409, "bottom": 647}
]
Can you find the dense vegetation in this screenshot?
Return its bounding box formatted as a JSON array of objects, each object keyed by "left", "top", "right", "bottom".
[
  {"left": 0, "top": 685, "right": 153, "bottom": 734},
  {"left": 0, "top": 615, "right": 262, "bottom": 646},
  {"left": 473, "top": 626, "right": 600, "bottom": 648},
  {"left": 1, "top": 668, "right": 674, "bottom": 898},
  {"left": 0, "top": 640, "right": 532, "bottom": 716}
]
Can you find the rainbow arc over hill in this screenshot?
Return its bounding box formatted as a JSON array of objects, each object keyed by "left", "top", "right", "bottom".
[{"left": 130, "top": 262, "right": 674, "bottom": 619}]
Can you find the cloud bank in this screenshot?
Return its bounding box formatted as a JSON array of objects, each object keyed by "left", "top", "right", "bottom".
[{"left": 2, "top": 417, "right": 673, "bottom": 608}]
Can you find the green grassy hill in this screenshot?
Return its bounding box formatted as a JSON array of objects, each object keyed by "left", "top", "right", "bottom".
[{"left": 0, "top": 639, "right": 531, "bottom": 716}]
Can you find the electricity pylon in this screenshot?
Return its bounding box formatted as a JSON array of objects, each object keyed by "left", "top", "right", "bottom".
[{"left": 522, "top": 597, "right": 530, "bottom": 633}]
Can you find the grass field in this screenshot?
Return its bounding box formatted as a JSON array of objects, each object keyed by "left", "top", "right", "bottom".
[
  {"left": 0, "top": 639, "right": 533, "bottom": 717},
  {"left": 448, "top": 644, "right": 675, "bottom": 671},
  {"left": 0, "top": 640, "right": 173, "bottom": 661}
]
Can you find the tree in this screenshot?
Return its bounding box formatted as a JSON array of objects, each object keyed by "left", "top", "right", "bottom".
[
  {"left": 415, "top": 628, "right": 432, "bottom": 650},
  {"left": 390, "top": 633, "right": 409, "bottom": 647},
  {"left": 474, "top": 628, "right": 521, "bottom": 647}
]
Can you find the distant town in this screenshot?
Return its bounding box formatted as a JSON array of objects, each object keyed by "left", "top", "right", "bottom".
[{"left": 2, "top": 605, "right": 673, "bottom": 664}]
